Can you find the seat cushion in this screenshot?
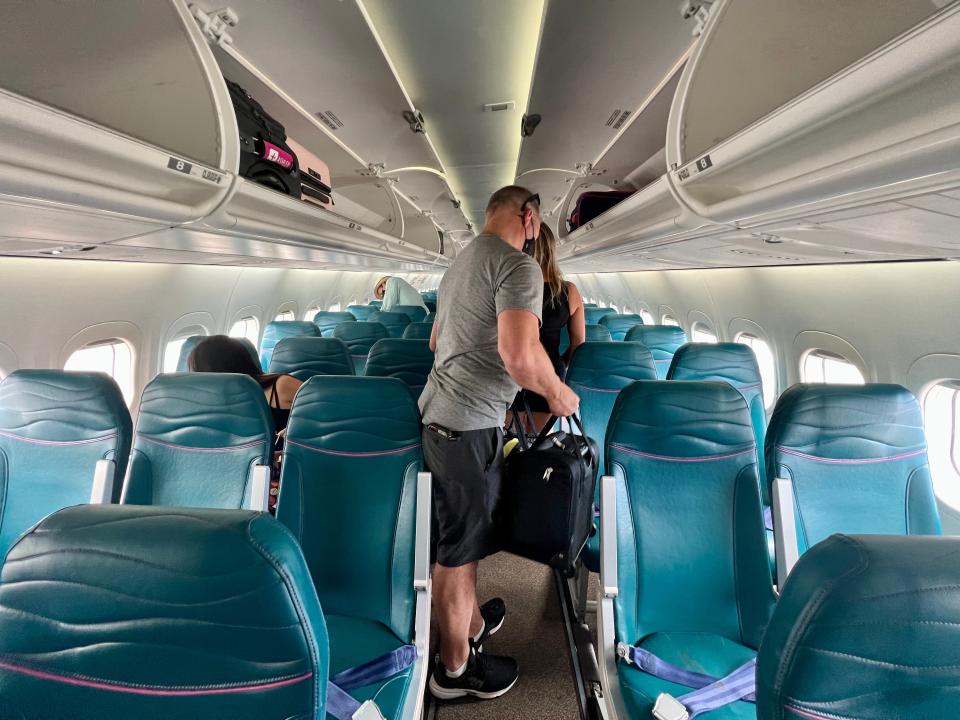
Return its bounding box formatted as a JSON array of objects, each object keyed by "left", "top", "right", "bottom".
[
  {"left": 325, "top": 615, "right": 413, "bottom": 720},
  {"left": 620, "top": 632, "right": 757, "bottom": 720}
]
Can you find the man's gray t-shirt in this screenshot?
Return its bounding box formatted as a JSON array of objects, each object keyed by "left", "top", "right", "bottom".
[{"left": 419, "top": 234, "right": 543, "bottom": 431}]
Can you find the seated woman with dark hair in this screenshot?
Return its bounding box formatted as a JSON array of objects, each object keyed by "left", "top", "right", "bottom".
[{"left": 187, "top": 335, "right": 302, "bottom": 435}]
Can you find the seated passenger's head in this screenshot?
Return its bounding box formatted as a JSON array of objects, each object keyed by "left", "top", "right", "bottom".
[
  {"left": 484, "top": 185, "right": 541, "bottom": 250},
  {"left": 535, "top": 224, "right": 564, "bottom": 306},
  {"left": 188, "top": 335, "right": 262, "bottom": 377},
  {"left": 374, "top": 275, "right": 390, "bottom": 299}
]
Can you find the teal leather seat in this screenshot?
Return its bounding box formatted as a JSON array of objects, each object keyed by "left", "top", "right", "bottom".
[
  {"left": 0, "top": 371, "right": 132, "bottom": 556},
  {"left": 368, "top": 311, "right": 411, "bottom": 338},
  {"left": 122, "top": 373, "right": 274, "bottom": 510},
  {"left": 368, "top": 300, "right": 382, "bottom": 308},
  {"left": 765, "top": 384, "right": 941, "bottom": 557},
  {"left": 346, "top": 304, "right": 377, "bottom": 320},
  {"left": 277, "top": 376, "right": 428, "bottom": 720},
  {"left": 260, "top": 321, "right": 321, "bottom": 370},
  {"left": 312, "top": 312, "right": 356, "bottom": 338},
  {"left": 602, "top": 381, "right": 774, "bottom": 719},
  {"left": 566, "top": 342, "right": 657, "bottom": 573},
  {"left": 424, "top": 312, "right": 436, "bottom": 323},
  {"left": 364, "top": 339, "right": 434, "bottom": 400},
  {"left": 585, "top": 307, "right": 616, "bottom": 325},
  {"left": 757, "top": 534, "right": 960, "bottom": 720},
  {"left": 585, "top": 324, "right": 613, "bottom": 342},
  {"left": 268, "top": 337, "right": 354, "bottom": 380},
  {"left": 333, "top": 322, "right": 389, "bottom": 375},
  {"left": 600, "top": 314, "right": 644, "bottom": 341},
  {"left": 0, "top": 504, "right": 329, "bottom": 719},
  {"left": 393, "top": 305, "right": 427, "bottom": 323},
  {"left": 625, "top": 325, "right": 688, "bottom": 379},
  {"left": 402, "top": 322, "right": 433, "bottom": 340},
  {"left": 174, "top": 334, "right": 206, "bottom": 372}
]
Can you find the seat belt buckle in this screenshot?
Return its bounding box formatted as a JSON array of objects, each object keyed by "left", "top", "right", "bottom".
[
  {"left": 352, "top": 700, "right": 386, "bottom": 720},
  {"left": 652, "top": 693, "right": 689, "bottom": 720},
  {"left": 616, "top": 642, "right": 632, "bottom": 664}
]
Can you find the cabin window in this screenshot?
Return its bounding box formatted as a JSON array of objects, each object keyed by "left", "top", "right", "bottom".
[
  {"left": 163, "top": 334, "right": 196, "bottom": 373},
  {"left": 328, "top": 302, "right": 342, "bottom": 312},
  {"left": 65, "top": 339, "right": 135, "bottom": 404},
  {"left": 274, "top": 310, "right": 295, "bottom": 322},
  {"left": 691, "top": 323, "right": 717, "bottom": 343},
  {"left": 662, "top": 315, "right": 680, "bottom": 327},
  {"left": 736, "top": 333, "right": 777, "bottom": 409},
  {"left": 229, "top": 316, "right": 260, "bottom": 347},
  {"left": 923, "top": 381, "right": 960, "bottom": 511},
  {"left": 639, "top": 309, "right": 654, "bottom": 325},
  {"left": 801, "top": 350, "right": 865, "bottom": 385},
  {"left": 304, "top": 306, "right": 323, "bottom": 321}
]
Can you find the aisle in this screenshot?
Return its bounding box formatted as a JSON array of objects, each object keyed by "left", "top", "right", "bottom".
[{"left": 431, "top": 552, "right": 580, "bottom": 720}]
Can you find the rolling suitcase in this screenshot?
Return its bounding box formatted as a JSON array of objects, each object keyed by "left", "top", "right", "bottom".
[
  {"left": 287, "top": 137, "right": 334, "bottom": 207},
  {"left": 568, "top": 190, "right": 633, "bottom": 231},
  {"left": 499, "top": 415, "right": 598, "bottom": 575},
  {"left": 226, "top": 79, "right": 302, "bottom": 197}
]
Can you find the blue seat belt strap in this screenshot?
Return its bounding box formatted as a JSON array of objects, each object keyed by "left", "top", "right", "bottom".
[
  {"left": 674, "top": 658, "right": 757, "bottom": 718},
  {"left": 325, "top": 644, "right": 417, "bottom": 720}
]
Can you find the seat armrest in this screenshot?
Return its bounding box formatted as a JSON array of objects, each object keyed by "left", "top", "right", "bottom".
[
  {"left": 600, "top": 474, "right": 618, "bottom": 598},
  {"left": 249, "top": 464, "right": 271, "bottom": 512},
  {"left": 89, "top": 459, "right": 115, "bottom": 504},
  {"left": 772, "top": 476, "right": 800, "bottom": 588},
  {"left": 414, "top": 471, "right": 432, "bottom": 590}
]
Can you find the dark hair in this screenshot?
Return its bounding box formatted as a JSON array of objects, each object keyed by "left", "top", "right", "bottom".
[
  {"left": 485, "top": 185, "right": 538, "bottom": 215},
  {"left": 188, "top": 335, "right": 274, "bottom": 385}
]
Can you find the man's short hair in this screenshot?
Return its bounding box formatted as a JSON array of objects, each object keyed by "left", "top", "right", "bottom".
[{"left": 485, "top": 185, "right": 538, "bottom": 216}]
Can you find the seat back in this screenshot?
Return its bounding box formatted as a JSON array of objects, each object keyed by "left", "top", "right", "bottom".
[
  {"left": 402, "top": 322, "right": 433, "bottom": 340},
  {"left": 424, "top": 312, "right": 436, "bottom": 323},
  {"left": 608, "top": 381, "right": 773, "bottom": 648},
  {"left": 585, "top": 324, "right": 613, "bottom": 342},
  {"left": 278, "top": 376, "right": 421, "bottom": 643},
  {"left": 259, "top": 321, "right": 320, "bottom": 370},
  {"left": 312, "top": 312, "right": 356, "bottom": 337},
  {"left": 393, "top": 304, "right": 427, "bottom": 323},
  {"left": 668, "top": 343, "right": 769, "bottom": 501},
  {"left": 566, "top": 342, "right": 656, "bottom": 478},
  {"left": 625, "top": 325, "right": 687, "bottom": 379},
  {"left": 364, "top": 339, "right": 434, "bottom": 399},
  {"left": 368, "top": 300, "right": 382, "bottom": 308},
  {"left": 122, "top": 373, "right": 273, "bottom": 509},
  {"left": 174, "top": 334, "right": 206, "bottom": 372},
  {"left": 268, "top": 337, "right": 354, "bottom": 380},
  {"left": 368, "top": 311, "right": 411, "bottom": 338},
  {"left": 585, "top": 307, "right": 616, "bottom": 325},
  {"left": 757, "top": 534, "right": 960, "bottom": 720},
  {"left": 345, "top": 304, "right": 376, "bottom": 320},
  {"left": 600, "top": 313, "right": 644, "bottom": 341},
  {"left": 0, "top": 371, "right": 132, "bottom": 556},
  {"left": 0, "top": 504, "right": 328, "bottom": 720},
  {"left": 766, "top": 384, "right": 940, "bottom": 554},
  {"left": 333, "top": 322, "right": 389, "bottom": 375}
]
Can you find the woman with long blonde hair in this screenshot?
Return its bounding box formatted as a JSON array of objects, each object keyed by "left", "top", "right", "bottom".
[{"left": 510, "top": 224, "right": 586, "bottom": 433}]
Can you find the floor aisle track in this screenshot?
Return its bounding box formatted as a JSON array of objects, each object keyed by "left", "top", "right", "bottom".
[{"left": 431, "top": 552, "right": 580, "bottom": 720}]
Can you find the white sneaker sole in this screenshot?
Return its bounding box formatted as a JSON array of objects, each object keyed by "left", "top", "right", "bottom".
[{"left": 429, "top": 673, "right": 518, "bottom": 700}]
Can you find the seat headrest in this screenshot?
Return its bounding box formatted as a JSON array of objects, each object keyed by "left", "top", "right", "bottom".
[
  {"left": 609, "top": 380, "right": 756, "bottom": 459},
  {"left": 424, "top": 312, "right": 436, "bottom": 323},
  {"left": 268, "top": 337, "right": 353, "bottom": 380},
  {"left": 345, "top": 304, "right": 376, "bottom": 320},
  {"left": 311, "top": 312, "right": 355, "bottom": 337},
  {"left": 584, "top": 307, "right": 616, "bottom": 325},
  {"left": 332, "top": 321, "right": 388, "bottom": 346},
  {"left": 0, "top": 370, "right": 130, "bottom": 445},
  {"left": 134, "top": 373, "right": 273, "bottom": 452},
  {"left": 567, "top": 342, "right": 657, "bottom": 390},
  {"left": 174, "top": 335, "right": 205, "bottom": 372},
  {"left": 624, "top": 324, "right": 687, "bottom": 351},
  {"left": 0, "top": 504, "right": 328, "bottom": 720},
  {"left": 393, "top": 305, "right": 427, "bottom": 322},
  {"left": 260, "top": 321, "right": 320, "bottom": 369},
  {"left": 583, "top": 324, "right": 612, "bottom": 342},
  {"left": 767, "top": 383, "right": 925, "bottom": 462},
  {"left": 368, "top": 311, "right": 411, "bottom": 337},
  {"left": 757, "top": 534, "right": 960, "bottom": 720},
  {"left": 667, "top": 343, "right": 761, "bottom": 390},
  {"left": 402, "top": 322, "right": 433, "bottom": 340},
  {"left": 599, "top": 314, "right": 644, "bottom": 340},
  {"left": 364, "top": 339, "right": 434, "bottom": 394}
]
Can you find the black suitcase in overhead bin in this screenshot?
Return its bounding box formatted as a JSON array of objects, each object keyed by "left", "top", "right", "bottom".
[
  {"left": 568, "top": 190, "right": 634, "bottom": 232},
  {"left": 499, "top": 415, "right": 599, "bottom": 575},
  {"left": 226, "top": 79, "right": 301, "bottom": 197}
]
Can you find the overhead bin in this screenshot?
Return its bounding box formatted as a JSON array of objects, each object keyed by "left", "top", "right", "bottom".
[
  {"left": 0, "top": 0, "right": 235, "bottom": 244},
  {"left": 666, "top": 0, "right": 960, "bottom": 226}
]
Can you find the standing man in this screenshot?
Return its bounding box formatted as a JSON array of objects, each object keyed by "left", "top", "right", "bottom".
[
  {"left": 420, "top": 186, "right": 579, "bottom": 700},
  {"left": 373, "top": 275, "right": 428, "bottom": 313}
]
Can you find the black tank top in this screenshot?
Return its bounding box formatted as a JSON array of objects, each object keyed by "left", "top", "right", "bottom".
[
  {"left": 265, "top": 377, "right": 291, "bottom": 436},
  {"left": 539, "top": 282, "right": 570, "bottom": 377}
]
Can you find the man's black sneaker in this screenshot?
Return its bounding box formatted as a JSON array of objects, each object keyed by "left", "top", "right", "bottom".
[
  {"left": 473, "top": 597, "right": 506, "bottom": 650},
  {"left": 429, "top": 647, "right": 518, "bottom": 700}
]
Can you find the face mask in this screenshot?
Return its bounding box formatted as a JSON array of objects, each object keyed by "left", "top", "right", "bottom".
[{"left": 520, "top": 210, "right": 536, "bottom": 256}]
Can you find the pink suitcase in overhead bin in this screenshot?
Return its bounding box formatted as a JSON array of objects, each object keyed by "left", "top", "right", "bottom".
[{"left": 286, "top": 137, "right": 333, "bottom": 207}]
